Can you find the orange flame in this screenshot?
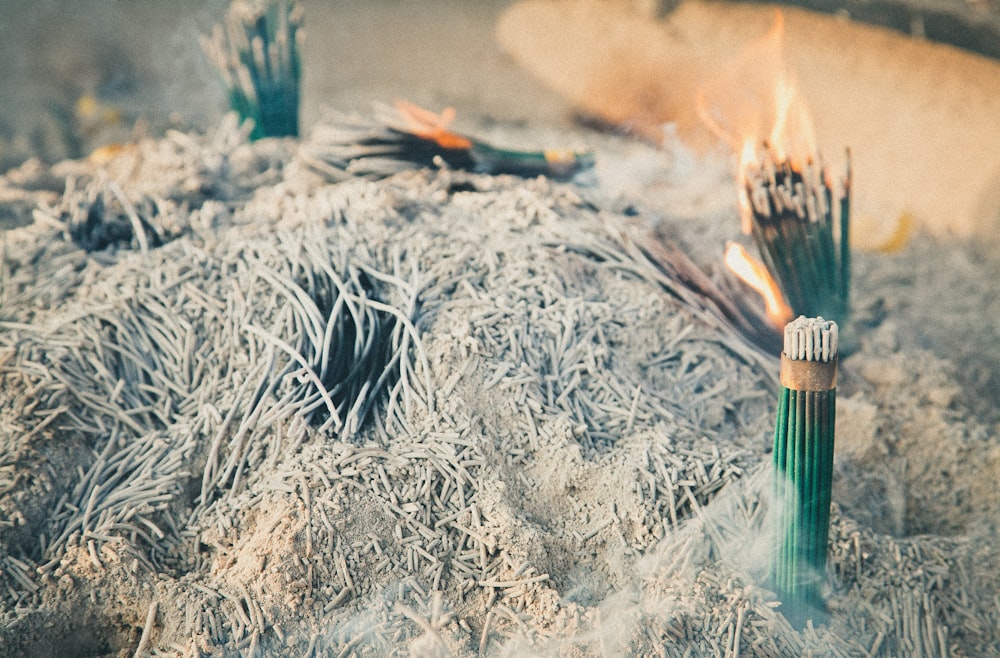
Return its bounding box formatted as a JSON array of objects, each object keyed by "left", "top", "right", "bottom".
[
  {"left": 724, "top": 242, "right": 793, "bottom": 328},
  {"left": 696, "top": 11, "right": 816, "bottom": 169},
  {"left": 696, "top": 11, "right": 818, "bottom": 329},
  {"left": 736, "top": 137, "right": 757, "bottom": 233},
  {"left": 394, "top": 100, "right": 474, "bottom": 150},
  {"left": 696, "top": 10, "right": 817, "bottom": 229}
]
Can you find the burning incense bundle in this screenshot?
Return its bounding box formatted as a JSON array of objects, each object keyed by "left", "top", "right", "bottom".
[
  {"left": 303, "top": 101, "right": 594, "bottom": 181},
  {"left": 741, "top": 146, "right": 851, "bottom": 326},
  {"left": 202, "top": 0, "right": 303, "bottom": 140},
  {"left": 771, "top": 315, "right": 838, "bottom": 628}
]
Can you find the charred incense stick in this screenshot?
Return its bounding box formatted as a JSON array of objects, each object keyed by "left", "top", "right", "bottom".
[
  {"left": 202, "top": 0, "right": 303, "bottom": 139},
  {"left": 302, "top": 101, "right": 594, "bottom": 181},
  {"left": 743, "top": 146, "right": 851, "bottom": 326},
  {"left": 771, "top": 315, "right": 838, "bottom": 628}
]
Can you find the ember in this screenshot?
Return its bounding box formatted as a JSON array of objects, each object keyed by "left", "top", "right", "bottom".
[{"left": 302, "top": 101, "right": 594, "bottom": 181}]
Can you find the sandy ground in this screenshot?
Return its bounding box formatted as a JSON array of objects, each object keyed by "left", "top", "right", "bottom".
[{"left": 1, "top": 2, "right": 999, "bottom": 657}]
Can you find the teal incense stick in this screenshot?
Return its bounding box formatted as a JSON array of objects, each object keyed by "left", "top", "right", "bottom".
[
  {"left": 771, "top": 315, "right": 838, "bottom": 628},
  {"left": 305, "top": 101, "right": 594, "bottom": 181},
  {"left": 742, "top": 148, "right": 851, "bottom": 328},
  {"left": 202, "top": 0, "right": 303, "bottom": 140}
]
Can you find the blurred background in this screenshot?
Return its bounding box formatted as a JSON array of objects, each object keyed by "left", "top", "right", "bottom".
[
  {"left": 0, "top": 0, "right": 568, "bottom": 171},
  {"left": 2, "top": 0, "right": 999, "bottom": 172}
]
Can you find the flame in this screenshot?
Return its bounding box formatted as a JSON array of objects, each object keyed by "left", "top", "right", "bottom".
[
  {"left": 696, "top": 11, "right": 818, "bottom": 329},
  {"left": 736, "top": 137, "right": 757, "bottom": 233},
  {"left": 696, "top": 11, "right": 815, "bottom": 152},
  {"left": 394, "top": 100, "right": 474, "bottom": 150},
  {"left": 696, "top": 10, "right": 817, "bottom": 201},
  {"left": 724, "top": 242, "right": 793, "bottom": 327}
]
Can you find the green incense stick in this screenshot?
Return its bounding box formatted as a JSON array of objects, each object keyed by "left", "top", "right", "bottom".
[
  {"left": 202, "top": 0, "right": 303, "bottom": 140},
  {"left": 303, "top": 102, "right": 594, "bottom": 181},
  {"left": 771, "top": 315, "right": 838, "bottom": 628},
  {"left": 743, "top": 148, "right": 851, "bottom": 328}
]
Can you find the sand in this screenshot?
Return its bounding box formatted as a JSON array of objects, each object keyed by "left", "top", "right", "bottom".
[{"left": 1, "top": 2, "right": 999, "bottom": 657}]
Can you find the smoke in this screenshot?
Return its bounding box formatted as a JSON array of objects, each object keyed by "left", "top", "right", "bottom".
[{"left": 494, "top": 466, "right": 784, "bottom": 657}]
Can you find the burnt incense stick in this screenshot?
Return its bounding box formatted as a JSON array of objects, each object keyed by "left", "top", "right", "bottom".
[
  {"left": 742, "top": 146, "right": 851, "bottom": 327},
  {"left": 771, "top": 315, "right": 838, "bottom": 629},
  {"left": 202, "top": 0, "right": 303, "bottom": 140},
  {"left": 302, "top": 101, "right": 594, "bottom": 181}
]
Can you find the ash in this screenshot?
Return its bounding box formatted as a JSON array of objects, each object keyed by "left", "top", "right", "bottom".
[{"left": 0, "top": 117, "right": 997, "bottom": 657}]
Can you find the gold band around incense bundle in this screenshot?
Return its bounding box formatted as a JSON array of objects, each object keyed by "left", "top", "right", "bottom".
[
  {"left": 780, "top": 315, "right": 839, "bottom": 390},
  {"left": 780, "top": 354, "right": 838, "bottom": 391}
]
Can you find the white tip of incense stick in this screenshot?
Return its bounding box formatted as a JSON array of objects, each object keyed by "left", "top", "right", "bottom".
[{"left": 784, "top": 316, "right": 838, "bottom": 362}]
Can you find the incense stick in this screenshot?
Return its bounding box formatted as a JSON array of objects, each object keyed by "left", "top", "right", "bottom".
[
  {"left": 742, "top": 147, "right": 851, "bottom": 327},
  {"left": 202, "top": 0, "right": 303, "bottom": 140},
  {"left": 771, "top": 315, "right": 838, "bottom": 628},
  {"left": 301, "top": 102, "right": 594, "bottom": 181}
]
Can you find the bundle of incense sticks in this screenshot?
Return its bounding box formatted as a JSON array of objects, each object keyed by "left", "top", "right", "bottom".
[
  {"left": 771, "top": 315, "right": 838, "bottom": 628},
  {"left": 202, "top": 0, "right": 303, "bottom": 140},
  {"left": 742, "top": 147, "right": 851, "bottom": 326},
  {"left": 302, "top": 101, "right": 594, "bottom": 181}
]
